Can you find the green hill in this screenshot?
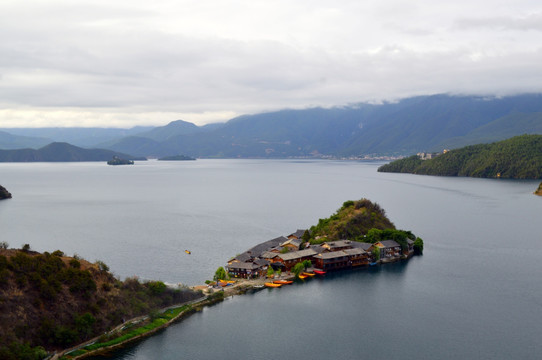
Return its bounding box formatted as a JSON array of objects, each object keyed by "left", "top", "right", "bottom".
[
  {"left": 378, "top": 135, "right": 542, "bottom": 179},
  {"left": 0, "top": 247, "right": 200, "bottom": 359},
  {"left": 306, "top": 199, "right": 423, "bottom": 254},
  {"left": 0, "top": 142, "right": 144, "bottom": 162}
]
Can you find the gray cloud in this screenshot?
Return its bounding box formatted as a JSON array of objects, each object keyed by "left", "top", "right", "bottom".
[
  {"left": 455, "top": 13, "right": 542, "bottom": 32},
  {"left": 1, "top": 0, "right": 542, "bottom": 127}
]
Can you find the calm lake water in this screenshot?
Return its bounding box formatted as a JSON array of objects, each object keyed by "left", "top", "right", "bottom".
[{"left": 1, "top": 159, "right": 541, "bottom": 359}]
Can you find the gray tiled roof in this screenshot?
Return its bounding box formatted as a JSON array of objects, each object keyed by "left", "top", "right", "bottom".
[
  {"left": 379, "top": 240, "right": 401, "bottom": 248},
  {"left": 344, "top": 248, "right": 366, "bottom": 256},
  {"left": 314, "top": 251, "right": 348, "bottom": 259},
  {"left": 247, "top": 236, "right": 288, "bottom": 257},
  {"left": 288, "top": 229, "right": 307, "bottom": 239},
  {"left": 233, "top": 252, "right": 252, "bottom": 262},
  {"left": 324, "top": 240, "right": 353, "bottom": 249},
  {"left": 226, "top": 262, "right": 260, "bottom": 270},
  {"left": 278, "top": 248, "right": 317, "bottom": 261},
  {"left": 261, "top": 251, "right": 280, "bottom": 259},
  {"left": 353, "top": 242, "right": 374, "bottom": 251}
]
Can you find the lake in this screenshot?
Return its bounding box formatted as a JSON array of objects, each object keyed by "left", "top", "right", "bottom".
[{"left": 1, "top": 159, "right": 541, "bottom": 359}]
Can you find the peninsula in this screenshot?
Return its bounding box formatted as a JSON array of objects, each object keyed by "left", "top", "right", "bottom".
[
  {"left": 219, "top": 199, "right": 423, "bottom": 284},
  {"left": 0, "top": 185, "right": 11, "bottom": 200},
  {"left": 378, "top": 135, "right": 542, "bottom": 179},
  {"left": 0, "top": 198, "right": 423, "bottom": 359}
]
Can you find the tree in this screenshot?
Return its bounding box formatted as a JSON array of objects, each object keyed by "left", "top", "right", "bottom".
[
  {"left": 267, "top": 266, "right": 275, "bottom": 278},
  {"left": 292, "top": 263, "right": 305, "bottom": 278},
  {"left": 302, "top": 260, "right": 312, "bottom": 270},
  {"left": 413, "top": 237, "right": 424, "bottom": 255},
  {"left": 0, "top": 241, "right": 8, "bottom": 250},
  {"left": 213, "top": 267, "right": 228, "bottom": 281},
  {"left": 21, "top": 244, "right": 30, "bottom": 252},
  {"left": 372, "top": 247, "right": 381, "bottom": 262},
  {"left": 95, "top": 260, "right": 109, "bottom": 272}
]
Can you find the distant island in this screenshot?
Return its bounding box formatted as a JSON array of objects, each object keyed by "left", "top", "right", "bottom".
[
  {"left": 107, "top": 156, "right": 134, "bottom": 165},
  {"left": 378, "top": 135, "right": 542, "bottom": 179},
  {"left": 0, "top": 142, "right": 144, "bottom": 162},
  {"left": 535, "top": 183, "right": 542, "bottom": 196},
  {"left": 157, "top": 154, "right": 196, "bottom": 161},
  {"left": 0, "top": 185, "right": 11, "bottom": 200}
]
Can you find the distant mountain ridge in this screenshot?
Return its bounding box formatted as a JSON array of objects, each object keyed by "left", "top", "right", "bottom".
[
  {"left": 0, "top": 142, "right": 144, "bottom": 162},
  {"left": 1, "top": 94, "right": 542, "bottom": 158}
]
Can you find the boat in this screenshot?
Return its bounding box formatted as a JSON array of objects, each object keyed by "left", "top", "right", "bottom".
[
  {"left": 265, "top": 282, "right": 282, "bottom": 288},
  {"left": 313, "top": 270, "right": 326, "bottom": 275},
  {"left": 301, "top": 272, "right": 315, "bottom": 277},
  {"left": 273, "top": 280, "right": 293, "bottom": 285},
  {"left": 298, "top": 275, "right": 307, "bottom": 279},
  {"left": 369, "top": 262, "right": 378, "bottom": 266},
  {"left": 185, "top": 250, "right": 191, "bottom": 254}
]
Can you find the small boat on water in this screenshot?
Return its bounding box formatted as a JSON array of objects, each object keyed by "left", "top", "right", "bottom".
[
  {"left": 302, "top": 272, "right": 315, "bottom": 277},
  {"left": 298, "top": 274, "right": 307, "bottom": 279},
  {"left": 313, "top": 270, "right": 326, "bottom": 275},
  {"left": 273, "top": 280, "right": 293, "bottom": 285},
  {"left": 265, "top": 282, "right": 282, "bottom": 288},
  {"left": 185, "top": 250, "right": 191, "bottom": 254}
]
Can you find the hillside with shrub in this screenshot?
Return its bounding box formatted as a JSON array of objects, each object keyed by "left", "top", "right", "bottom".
[
  {"left": 0, "top": 246, "right": 200, "bottom": 359},
  {"left": 306, "top": 199, "right": 423, "bottom": 254},
  {"left": 378, "top": 135, "right": 542, "bottom": 179}
]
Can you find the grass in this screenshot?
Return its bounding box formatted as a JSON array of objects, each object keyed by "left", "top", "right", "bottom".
[{"left": 63, "top": 305, "right": 190, "bottom": 358}]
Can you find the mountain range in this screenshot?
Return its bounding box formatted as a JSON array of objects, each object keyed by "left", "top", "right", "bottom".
[{"left": 1, "top": 94, "right": 542, "bottom": 158}]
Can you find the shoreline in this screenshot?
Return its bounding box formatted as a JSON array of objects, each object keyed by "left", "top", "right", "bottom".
[{"left": 55, "top": 257, "right": 410, "bottom": 359}]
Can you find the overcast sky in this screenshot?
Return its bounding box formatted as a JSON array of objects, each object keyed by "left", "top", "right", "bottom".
[{"left": 1, "top": 0, "right": 541, "bottom": 128}]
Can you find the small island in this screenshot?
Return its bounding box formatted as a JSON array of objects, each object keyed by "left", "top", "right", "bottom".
[
  {"left": 0, "top": 185, "right": 12, "bottom": 200},
  {"left": 157, "top": 155, "right": 196, "bottom": 161},
  {"left": 107, "top": 156, "right": 134, "bottom": 165}
]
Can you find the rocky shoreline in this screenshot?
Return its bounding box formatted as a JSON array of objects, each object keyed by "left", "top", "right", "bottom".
[{"left": 0, "top": 185, "right": 12, "bottom": 200}]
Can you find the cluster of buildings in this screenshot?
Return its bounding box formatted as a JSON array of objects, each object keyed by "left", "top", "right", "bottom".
[
  {"left": 226, "top": 230, "right": 415, "bottom": 279},
  {"left": 417, "top": 149, "right": 449, "bottom": 160}
]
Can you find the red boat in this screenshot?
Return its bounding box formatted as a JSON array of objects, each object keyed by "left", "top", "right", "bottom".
[{"left": 313, "top": 270, "right": 326, "bottom": 275}]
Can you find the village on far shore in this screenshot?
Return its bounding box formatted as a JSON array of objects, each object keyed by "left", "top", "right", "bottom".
[{"left": 213, "top": 229, "right": 417, "bottom": 288}]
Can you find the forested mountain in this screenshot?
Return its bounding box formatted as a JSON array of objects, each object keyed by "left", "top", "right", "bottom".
[
  {"left": 0, "top": 142, "right": 143, "bottom": 162},
  {"left": 2, "top": 94, "right": 542, "bottom": 158},
  {"left": 378, "top": 135, "right": 542, "bottom": 179},
  {"left": 108, "top": 94, "right": 542, "bottom": 158}
]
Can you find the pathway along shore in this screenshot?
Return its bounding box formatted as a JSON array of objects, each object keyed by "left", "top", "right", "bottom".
[{"left": 53, "top": 278, "right": 272, "bottom": 360}]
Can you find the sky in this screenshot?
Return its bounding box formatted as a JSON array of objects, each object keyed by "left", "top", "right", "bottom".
[{"left": 1, "top": 0, "right": 542, "bottom": 128}]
